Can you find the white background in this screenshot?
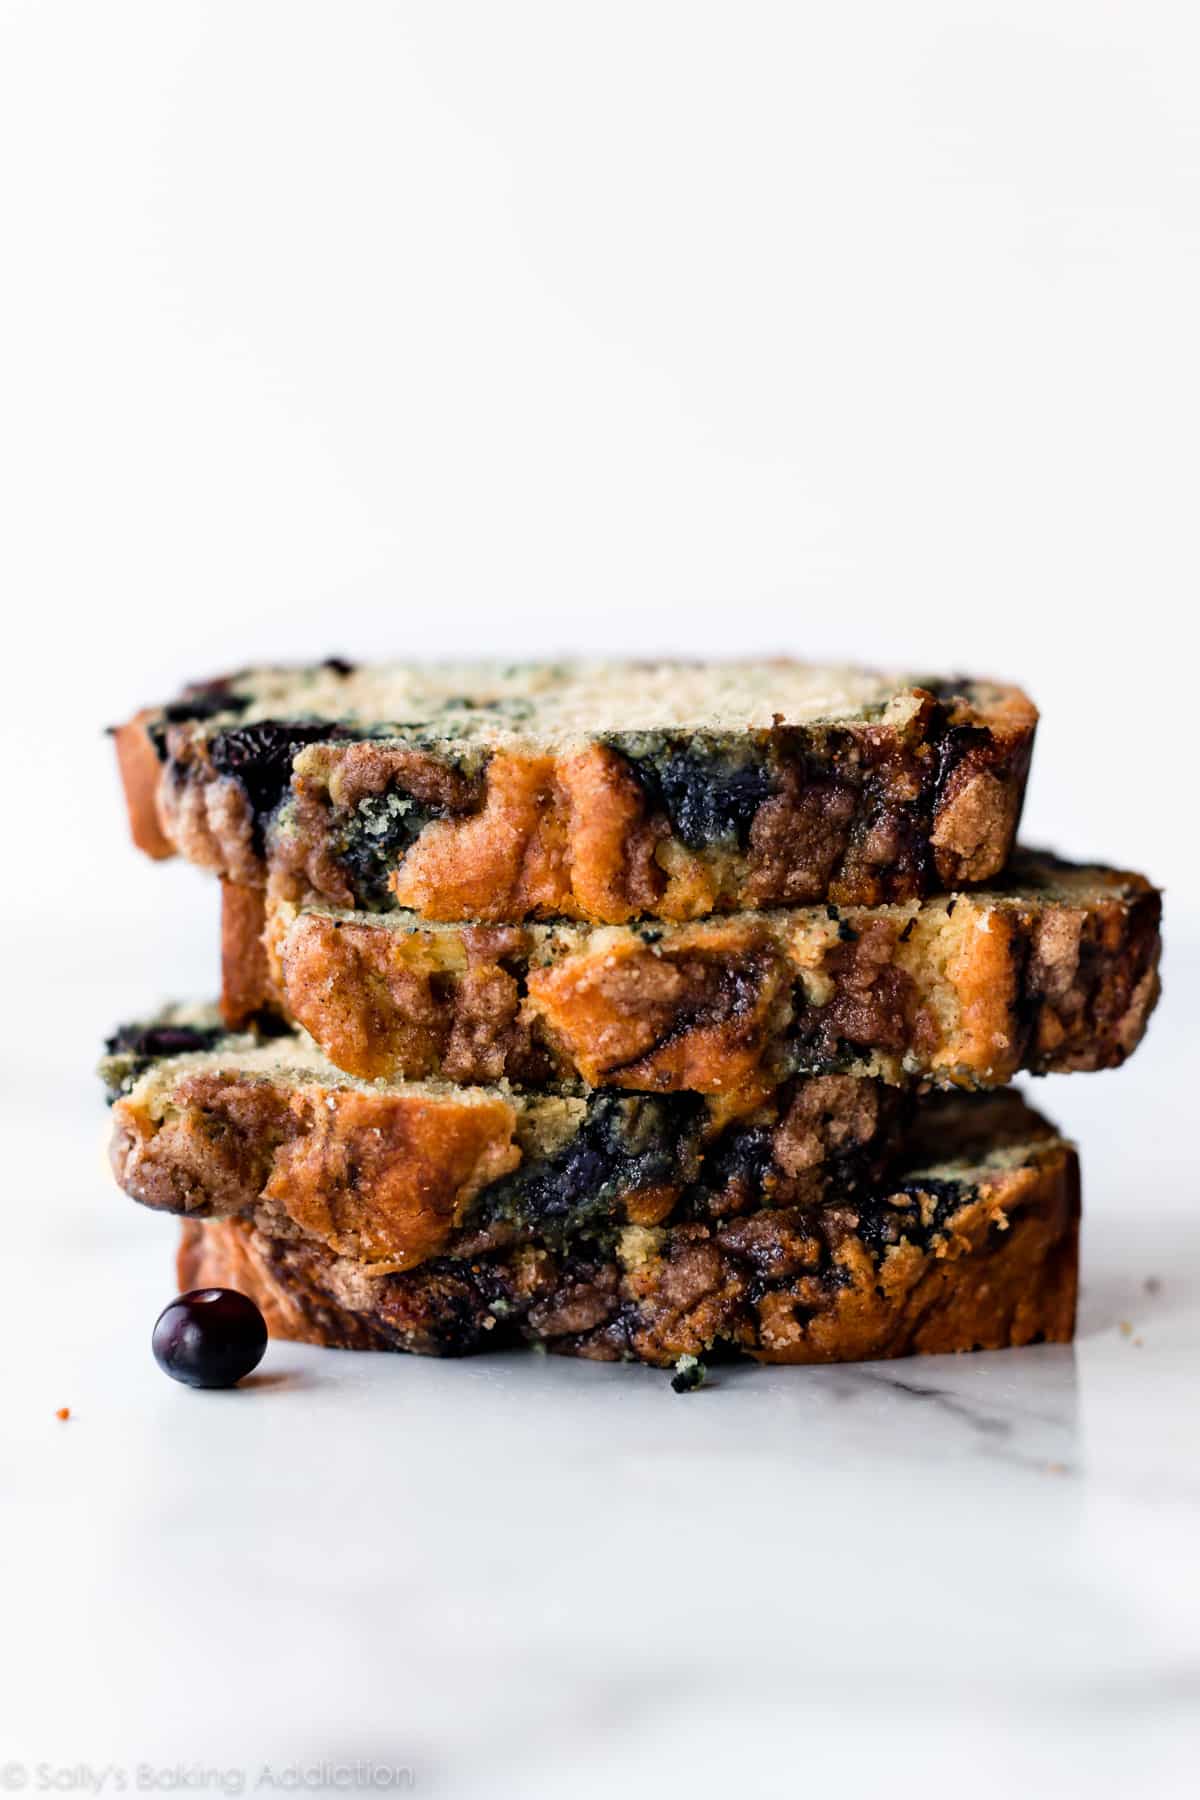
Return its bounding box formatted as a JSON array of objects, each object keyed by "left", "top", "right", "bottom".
[{"left": 1, "top": 5, "right": 1197, "bottom": 1797}]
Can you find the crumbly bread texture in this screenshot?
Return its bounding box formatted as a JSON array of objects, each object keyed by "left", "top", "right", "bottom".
[
  {"left": 176, "top": 1091, "right": 1079, "bottom": 1366},
  {"left": 230, "top": 851, "right": 1160, "bottom": 1095},
  {"left": 104, "top": 1011, "right": 909, "bottom": 1275},
  {"left": 114, "top": 659, "right": 1036, "bottom": 920}
]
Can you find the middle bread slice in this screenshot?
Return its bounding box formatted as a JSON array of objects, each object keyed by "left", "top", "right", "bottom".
[{"left": 227, "top": 849, "right": 1160, "bottom": 1096}]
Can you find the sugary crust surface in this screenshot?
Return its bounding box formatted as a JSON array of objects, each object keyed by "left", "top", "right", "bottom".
[
  {"left": 106, "top": 1015, "right": 908, "bottom": 1274},
  {"left": 176, "top": 1093, "right": 1079, "bottom": 1367},
  {"left": 247, "top": 853, "right": 1160, "bottom": 1094},
  {"left": 116, "top": 662, "right": 1037, "bottom": 920}
]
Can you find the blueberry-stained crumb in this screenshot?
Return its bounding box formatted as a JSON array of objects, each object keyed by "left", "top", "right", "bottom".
[
  {"left": 474, "top": 1091, "right": 707, "bottom": 1249},
  {"left": 854, "top": 1178, "right": 983, "bottom": 1257},
  {"left": 104, "top": 1021, "right": 224, "bottom": 1060},
  {"left": 99, "top": 1020, "right": 225, "bottom": 1104},
  {"left": 611, "top": 733, "right": 776, "bottom": 852},
  {"left": 670, "top": 1354, "right": 708, "bottom": 1393},
  {"left": 336, "top": 787, "right": 450, "bottom": 910}
]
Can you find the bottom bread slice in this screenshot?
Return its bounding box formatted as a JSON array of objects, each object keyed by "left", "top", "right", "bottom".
[{"left": 177, "top": 1091, "right": 1079, "bottom": 1367}]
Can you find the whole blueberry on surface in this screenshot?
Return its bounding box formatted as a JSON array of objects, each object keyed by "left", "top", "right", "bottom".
[{"left": 152, "top": 1289, "right": 268, "bottom": 1389}]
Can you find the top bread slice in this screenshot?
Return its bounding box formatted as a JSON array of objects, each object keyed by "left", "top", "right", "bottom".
[{"left": 113, "top": 659, "right": 1037, "bottom": 922}]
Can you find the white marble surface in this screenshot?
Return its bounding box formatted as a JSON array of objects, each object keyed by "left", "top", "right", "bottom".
[{"left": 4, "top": 923, "right": 1197, "bottom": 1800}]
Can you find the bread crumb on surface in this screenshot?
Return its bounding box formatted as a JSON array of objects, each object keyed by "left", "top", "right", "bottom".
[{"left": 670, "top": 1354, "right": 709, "bottom": 1394}]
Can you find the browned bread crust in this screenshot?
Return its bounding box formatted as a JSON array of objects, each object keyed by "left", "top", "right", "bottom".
[
  {"left": 105, "top": 1014, "right": 909, "bottom": 1274},
  {"left": 220, "top": 879, "right": 272, "bottom": 1028},
  {"left": 243, "top": 852, "right": 1160, "bottom": 1094},
  {"left": 111, "top": 714, "right": 175, "bottom": 859},
  {"left": 176, "top": 1092, "right": 1078, "bottom": 1367},
  {"left": 115, "top": 662, "right": 1036, "bottom": 921}
]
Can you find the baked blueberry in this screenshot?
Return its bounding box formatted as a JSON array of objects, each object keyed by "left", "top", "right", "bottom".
[{"left": 152, "top": 1289, "right": 268, "bottom": 1389}]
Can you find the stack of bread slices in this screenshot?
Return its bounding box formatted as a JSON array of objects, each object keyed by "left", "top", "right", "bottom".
[{"left": 104, "top": 660, "right": 1160, "bottom": 1376}]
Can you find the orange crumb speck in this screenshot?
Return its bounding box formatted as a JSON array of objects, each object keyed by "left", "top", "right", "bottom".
[
  {"left": 1118, "top": 1320, "right": 1134, "bottom": 1337},
  {"left": 55, "top": 1407, "right": 71, "bottom": 1421}
]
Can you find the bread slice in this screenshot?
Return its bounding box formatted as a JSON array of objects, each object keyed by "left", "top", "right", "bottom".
[
  {"left": 176, "top": 1090, "right": 1078, "bottom": 1366},
  {"left": 103, "top": 1011, "right": 909, "bottom": 1275},
  {"left": 113, "top": 660, "right": 1036, "bottom": 920},
  {"left": 222, "top": 851, "right": 1159, "bottom": 1095}
]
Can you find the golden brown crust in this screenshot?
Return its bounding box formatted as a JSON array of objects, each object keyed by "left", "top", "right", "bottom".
[
  {"left": 528, "top": 918, "right": 790, "bottom": 1102},
  {"left": 220, "top": 882, "right": 271, "bottom": 1028},
  {"left": 177, "top": 1113, "right": 1079, "bottom": 1367},
  {"left": 555, "top": 744, "right": 678, "bottom": 919},
  {"left": 112, "top": 715, "right": 175, "bottom": 860},
  {"left": 253, "top": 856, "right": 1161, "bottom": 1094},
  {"left": 390, "top": 750, "right": 571, "bottom": 919},
  {"left": 262, "top": 902, "right": 553, "bottom": 1085},
  {"left": 177, "top": 1216, "right": 346, "bottom": 1346},
  {"left": 113, "top": 1075, "right": 521, "bottom": 1273},
  {"left": 133, "top": 677, "right": 1037, "bottom": 921}
]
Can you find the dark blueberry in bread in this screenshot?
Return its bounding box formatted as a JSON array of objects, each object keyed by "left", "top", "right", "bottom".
[
  {"left": 152, "top": 1288, "right": 268, "bottom": 1389},
  {"left": 208, "top": 721, "right": 345, "bottom": 849},
  {"left": 105, "top": 1022, "right": 223, "bottom": 1060}
]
